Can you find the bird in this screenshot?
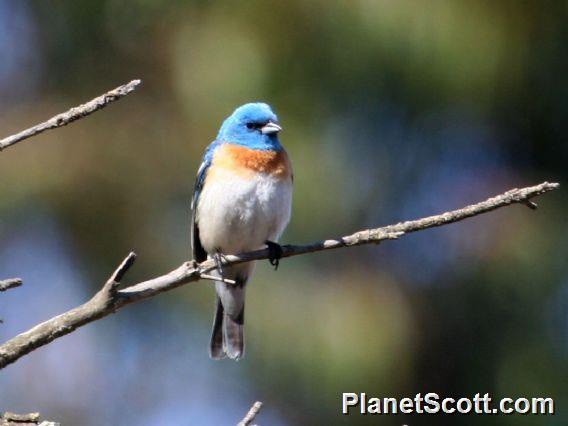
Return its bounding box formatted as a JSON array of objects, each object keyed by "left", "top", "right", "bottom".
[{"left": 191, "top": 103, "right": 293, "bottom": 360}]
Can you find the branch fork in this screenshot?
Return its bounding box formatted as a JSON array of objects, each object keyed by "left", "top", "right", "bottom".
[
  {"left": 93, "top": 252, "right": 137, "bottom": 310},
  {"left": 0, "top": 181, "right": 558, "bottom": 370}
]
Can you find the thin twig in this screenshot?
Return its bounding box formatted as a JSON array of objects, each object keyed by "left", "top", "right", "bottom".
[
  {"left": 237, "top": 401, "right": 263, "bottom": 426},
  {"left": 1, "top": 412, "right": 40, "bottom": 423},
  {"left": 0, "top": 411, "right": 60, "bottom": 426},
  {"left": 109, "top": 252, "right": 137, "bottom": 284},
  {"left": 0, "top": 279, "right": 22, "bottom": 292},
  {"left": 199, "top": 273, "right": 237, "bottom": 285},
  {"left": 0, "top": 182, "right": 558, "bottom": 369},
  {"left": 0, "top": 80, "right": 141, "bottom": 151}
]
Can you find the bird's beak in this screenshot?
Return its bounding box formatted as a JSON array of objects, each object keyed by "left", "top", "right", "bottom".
[{"left": 261, "top": 121, "right": 282, "bottom": 135}]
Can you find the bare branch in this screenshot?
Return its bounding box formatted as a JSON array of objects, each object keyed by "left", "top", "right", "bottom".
[
  {"left": 0, "top": 80, "right": 141, "bottom": 151},
  {"left": 0, "top": 278, "right": 21, "bottom": 323},
  {"left": 0, "top": 252, "right": 139, "bottom": 369},
  {"left": 105, "top": 251, "right": 137, "bottom": 290},
  {"left": 1, "top": 411, "right": 59, "bottom": 426},
  {"left": 0, "top": 279, "right": 22, "bottom": 292},
  {"left": 199, "top": 273, "right": 237, "bottom": 285},
  {"left": 0, "top": 181, "right": 558, "bottom": 369},
  {"left": 237, "top": 401, "right": 263, "bottom": 426}
]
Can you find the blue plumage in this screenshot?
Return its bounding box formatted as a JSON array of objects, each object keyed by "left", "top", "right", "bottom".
[{"left": 216, "top": 102, "right": 283, "bottom": 151}]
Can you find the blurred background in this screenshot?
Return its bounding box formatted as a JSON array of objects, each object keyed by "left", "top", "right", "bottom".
[{"left": 0, "top": 1, "right": 566, "bottom": 425}]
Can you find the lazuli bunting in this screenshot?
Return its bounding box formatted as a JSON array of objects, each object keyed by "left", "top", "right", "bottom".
[{"left": 191, "top": 103, "right": 293, "bottom": 360}]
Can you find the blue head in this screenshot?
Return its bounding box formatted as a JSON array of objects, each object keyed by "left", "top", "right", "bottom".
[{"left": 216, "top": 103, "right": 283, "bottom": 151}]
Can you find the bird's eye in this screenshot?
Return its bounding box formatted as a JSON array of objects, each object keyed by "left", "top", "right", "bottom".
[{"left": 246, "top": 122, "right": 263, "bottom": 131}]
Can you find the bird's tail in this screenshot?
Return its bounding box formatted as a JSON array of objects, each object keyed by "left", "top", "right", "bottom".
[{"left": 209, "top": 281, "right": 245, "bottom": 360}]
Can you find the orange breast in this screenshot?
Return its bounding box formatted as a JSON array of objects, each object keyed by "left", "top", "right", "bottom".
[{"left": 212, "top": 144, "right": 292, "bottom": 180}]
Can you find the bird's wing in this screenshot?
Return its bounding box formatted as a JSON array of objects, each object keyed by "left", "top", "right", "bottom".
[{"left": 191, "top": 141, "right": 221, "bottom": 262}]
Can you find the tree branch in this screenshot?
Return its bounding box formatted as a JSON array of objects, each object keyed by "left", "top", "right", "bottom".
[
  {"left": 0, "top": 411, "right": 59, "bottom": 426},
  {"left": 0, "top": 181, "right": 558, "bottom": 369},
  {"left": 0, "top": 80, "right": 141, "bottom": 151},
  {"left": 0, "top": 279, "right": 22, "bottom": 292},
  {"left": 237, "top": 401, "right": 263, "bottom": 426},
  {"left": 0, "top": 279, "right": 22, "bottom": 324}
]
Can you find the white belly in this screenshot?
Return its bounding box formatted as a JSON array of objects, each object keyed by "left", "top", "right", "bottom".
[{"left": 196, "top": 168, "right": 292, "bottom": 255}]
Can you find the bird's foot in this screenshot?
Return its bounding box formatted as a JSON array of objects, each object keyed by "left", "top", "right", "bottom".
[
  {"left": 213, "top": 250, "right": 229, "bottom": 279},
  {"left": 265, "top": 241, "right": 283, "bottom": 270}
]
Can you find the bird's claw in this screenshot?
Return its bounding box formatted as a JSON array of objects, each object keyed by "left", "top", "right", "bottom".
[
  {"left": 265, "top": 241, "right": 283, "bottom": 270},
  {"left": 213, "top": 250, "right": 228, "bottom": 280}
]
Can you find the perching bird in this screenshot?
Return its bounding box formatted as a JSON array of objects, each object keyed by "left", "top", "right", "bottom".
[{"left": 191, "top": 103, "right": 293, "bottom": 360}]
